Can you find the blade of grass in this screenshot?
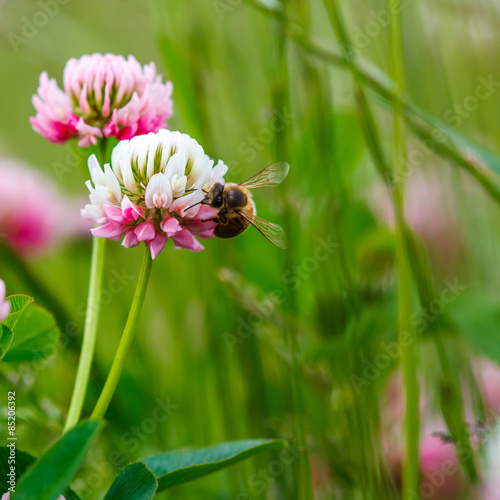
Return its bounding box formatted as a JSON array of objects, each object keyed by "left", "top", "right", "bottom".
[
  {"left": 272, "top": 2, "right": 314, "bottom": 498},
  {"left": 386, "top": 3, "right": 420, "bottom": 498},
  {"left": 319, "top": 0, "right": 420, "bottom": 496},
  {"left": 404, "top": 229, "right": 480, "bottom": 487},
  {"left": 318, "top": 0, "right": 419, "bottom": 493},
  {"left": 320, "top": 0, "right": 393, "bottom": 186},
  {"left": 244, "top": 0, "right": 500, "bottom": 206}
]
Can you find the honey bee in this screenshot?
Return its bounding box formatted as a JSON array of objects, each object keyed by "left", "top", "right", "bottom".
[{"left": 184, "top": 162, "right": 289, "bottom": 249}]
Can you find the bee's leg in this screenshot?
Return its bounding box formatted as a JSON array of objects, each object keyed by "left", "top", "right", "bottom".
[{"left": 202, "top": 217, "right": 219, "bottom": 223}]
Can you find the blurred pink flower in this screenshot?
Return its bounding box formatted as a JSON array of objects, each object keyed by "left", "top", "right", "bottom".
[
  {"left": 382, "top": 377, "right": 466, "bottom": 498},
  {"left": 0, "top": 159, "right": 92, "bottom": 257},
  {"left": 475, "top": 359, "right": 500, "bottom": 414},
  {"left": 384, "top": 429, "right": 463, "bottom": 499},
  {"left": 0, "top": 279, "right": 10, "bottom": 322},
  {"left": 418, "top": 432, "right": 463, "bottom": 499},
  {"left": 82, "top": 130, "right": 227, "bottom": 259},
  {"left": 370, "top": 172, "right": 463, "bottom": 269},
  {"left": 31, "top": 53, "right": 173, "bottom": 147}
]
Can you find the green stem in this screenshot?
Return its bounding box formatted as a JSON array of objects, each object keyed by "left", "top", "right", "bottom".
[
  {"left": 63, "top": 236, "right": 106, "bottom": 433},
  {"left": 273, "top": 3, "right": 313, "bottom": 498},
  {"left": 405, "top": 230, "right": 479, "bottom": 485},
  {"left": 64, "top": 140, "right": 108, "bottom": 433},
  {"left": 388, "top": 2, "right": 419, "bottom": 498},
  {"left": 323, "top": 0, "right": 393, "bottom": 185},
  {"left": 91, "top": 248, "right": 153, "bottom": 420},
  {"left": 324, "top": 0, "right": 412, "bottom": 498}
]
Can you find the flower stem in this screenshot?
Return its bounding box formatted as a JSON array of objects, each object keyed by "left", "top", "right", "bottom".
[
  {"left": 91, "top": 248, "right": 153, "bottom": 420},
  {"left": 64, "top": 140, "right": 108, "bottom": 434},
  {"left": 64, "top": 236, "right": 106, "bottom": 433},
  {"left": 388, "top": 2, "right": 420, "bottom": 497}
]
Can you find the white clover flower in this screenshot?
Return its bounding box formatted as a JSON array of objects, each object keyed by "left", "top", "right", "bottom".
[{"left": 82, "top": 129, "right": 228, "bottom": 259}]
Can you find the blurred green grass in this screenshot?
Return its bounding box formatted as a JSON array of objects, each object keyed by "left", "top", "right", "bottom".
[{"left": 2, "top": 0, "right": 500, "bottom": 498}]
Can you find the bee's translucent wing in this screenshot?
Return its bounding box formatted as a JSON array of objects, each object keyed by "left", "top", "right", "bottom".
[
  {"left": 239, "top": 162, "right": 290, "bottom": 189},
  {"left": 239, "top": 212, "right": 287, "bottom": 249}
]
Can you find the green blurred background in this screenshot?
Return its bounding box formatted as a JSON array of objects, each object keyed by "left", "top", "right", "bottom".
[{"left": 2, "top": 0, "right": 500, "bottom": 498}]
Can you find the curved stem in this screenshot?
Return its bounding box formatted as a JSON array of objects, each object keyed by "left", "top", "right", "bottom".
[
  {"left": 91, "top": 248, "right": 152, "bottom": 420},
  {"left": 64, "top": 236, "right": 106, "bottom": 433}
]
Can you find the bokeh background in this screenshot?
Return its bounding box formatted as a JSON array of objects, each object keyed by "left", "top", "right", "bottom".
[{"left": 2, "top": 0, "right": 500, "bottom": 498}]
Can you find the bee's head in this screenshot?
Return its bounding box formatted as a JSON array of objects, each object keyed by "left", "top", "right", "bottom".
[
  {"left": 208, "top": 183, "right": 224, "bottom": 208},
  {"left": 182, "top": 183, "right": 224, "bottom": 215}
]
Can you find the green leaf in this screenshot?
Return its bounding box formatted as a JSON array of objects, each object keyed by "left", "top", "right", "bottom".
[
  {"left": 0, "top": 448, "right": 81, "bottom": 500},
  {"left": 0, "top": 447, "right": 36, "bottom": 492},
  {"left": 2, "top": 294, "right": 34, "bottom": 331},
  {"left": 3, "top": 305, "right": 60, "bottom": 362},
  {"left": 104, "top": 462, "right": 158, "bottom": 500},
  {"left": 59, "top": 489, "right": 82, "bottom": 500},
  {"left": 0, "top": 324, "right": 13, "bottom": 360},
  {"left": 0, "top": 295, "right": 34, "bottom": 359},
  {"left": 449, "top": 294, "right": 500, "bottom": 364},
  {"left": 144, "top": 439, "right": 286, "bottom": 491},
  {"left": 15, "top": 420, "right": 102, "bottom": 500}
]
